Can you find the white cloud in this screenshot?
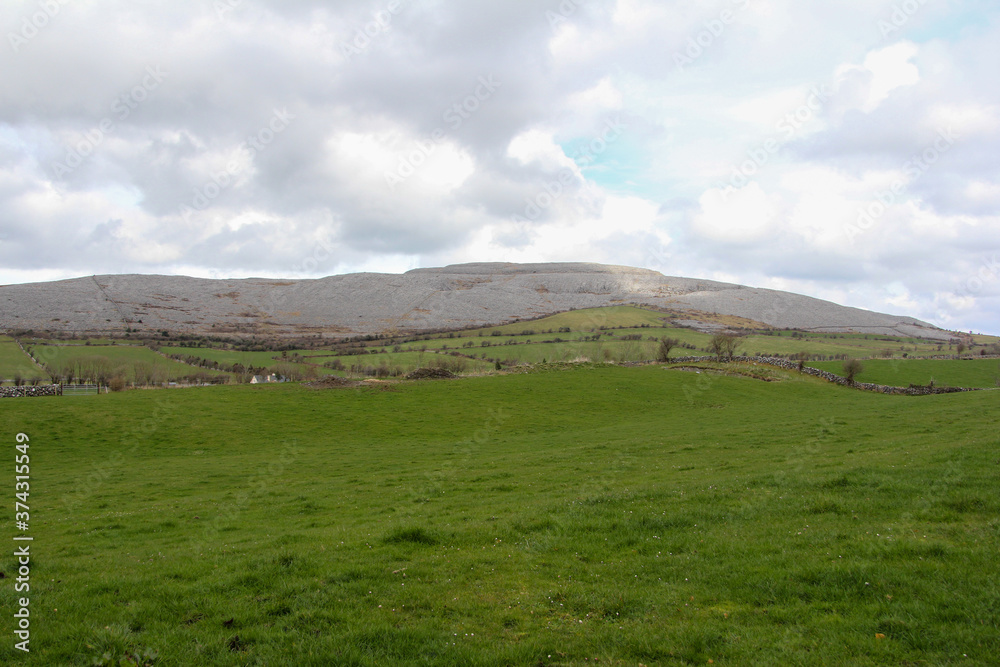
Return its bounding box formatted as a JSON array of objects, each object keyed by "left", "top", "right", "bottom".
[
  {"left": 448, "top": 192, "right": 664, "bottom": 267},
  {"left": 835, "top": 41, "right": 921, "bottom": 113},
  {"left": 964, "top": 180, "right": 1000, "bottom": 206},
  {"left": 506, "top": 129, "right": 577, "bottom": 174},
  {"left": 692, "top": 184, "right": 778, "bottom": 243},
  {"left": 0, "top": 0, "right": 999, "bottom": 334},
  {"left": 927, "top": 104, "right": 999, "bottom": 137},
  {"left": 330, "top": 130, "right": 474, "bottom": 195},
  {"left": 568, "top": 77, "right": 624, "bottom": 112}
]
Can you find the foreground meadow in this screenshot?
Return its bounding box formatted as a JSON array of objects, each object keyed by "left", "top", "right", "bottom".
[{"left": 1, "top": 365, "right": 998, "bottom": 665}]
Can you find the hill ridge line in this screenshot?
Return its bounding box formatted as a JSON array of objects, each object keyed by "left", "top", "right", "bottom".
[{"left": 0, "top": 262, "right": 952, "bottom": 340}]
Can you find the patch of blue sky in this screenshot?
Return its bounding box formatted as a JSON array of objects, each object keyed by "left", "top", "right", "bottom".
[
  {"left": 902, "top": 2, "right": 996, "bottom": 43},
  {"left": 562, "top": 138, "right": 645, "bottom": 193}
]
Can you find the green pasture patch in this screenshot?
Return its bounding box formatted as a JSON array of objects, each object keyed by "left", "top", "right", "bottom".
[
  {"left": 26, "top": 344, "right": 229, "bottom": 382},
  {"left": 160, "top": 346, "right": 317, "bottom": 374},
  {"left": 473, "top": 305, "right": 669, "bottom": 336},
  {"left": 811, "top": 358, "right": 1000, "bottom": 389},
  {"left": 0, "top": 337, "right": 47, "bottom": 382},
  {"left": 739, "top": 333, "right": 943, "bottom": 359},
  {"left": 1, "top": 365, "right": 998, "bottom": 664}
]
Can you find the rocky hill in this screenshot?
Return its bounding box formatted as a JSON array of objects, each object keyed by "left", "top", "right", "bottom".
[{"left": 0, "top": 262, "right": 950, "bottom": 340}]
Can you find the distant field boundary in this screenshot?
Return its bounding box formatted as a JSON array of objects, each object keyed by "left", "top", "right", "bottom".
[
  {"left": 28, "top": 342, "right": 145, "bottom": 348},
  {"left": 669, "top": 356, "right": 987, "bottom": 395}
]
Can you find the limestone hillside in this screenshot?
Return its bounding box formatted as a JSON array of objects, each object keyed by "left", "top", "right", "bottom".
[{"left": 0, "top": 262, "right": 950, "bottom": 340}]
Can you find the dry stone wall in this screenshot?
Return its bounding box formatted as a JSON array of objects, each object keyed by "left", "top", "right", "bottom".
[{"left": 0, "top": 385, "right": 61, "bottom": 398}]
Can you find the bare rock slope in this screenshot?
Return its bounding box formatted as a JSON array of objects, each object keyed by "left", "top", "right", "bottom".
[{"left": 0, "top": 262, "right": 948, "bottom": 339}]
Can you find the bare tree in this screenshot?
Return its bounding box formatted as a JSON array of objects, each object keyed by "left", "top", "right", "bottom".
[
  {"left": 657, "top": 337, "right": 680, "bottom": 362},
  {"left": 133, "top": 361, "right": 155, "bottom": 387},
  {"left": 237, "top": 366, "right": 255, "bottom": 384},
  {"left": 709, "top": 333, "right": 741, "bottom": 361},
  {"left": 91, "top": 356, "right": 113, "bottom": 388},
  {"left": 274, "top": 362, "right": 304, "bottom": 381},
  {"left": 72, "top": 357, "right": 90, "bottom": 384},
  {"left": 151, "top": 364, "right": 168, "bottom": 386},
  {"left": 843, "top": 359, "right": 864, "bottom": 384},
  {"left": 46, "top": 364, "right": 62, "bottom": 384},
  {"left": 62, "top": 361, "right": 75, "bottom": 385},
  {"left": 618, "top": 338, "right": 640, "bottom": 362}
]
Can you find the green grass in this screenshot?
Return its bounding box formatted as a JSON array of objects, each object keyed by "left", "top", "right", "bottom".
[
  {"left": 970, "top": 333, "right": 1000, "bottom": 345},
  {"left": 389, "top": 326, "right": 952, "bottom": 368},
  {"left": 665, "top": 360, "right": 800, "bottom": 383},
  {"left": 25, "top": 344, "right": 229, "bottom": 383},
  {"left": 30, "top": 338, "right": 121, "bottom": 346},
  {"left": 160, "top": 347, "right": 295, "bottom": 368},
  {"left": 307, "top": 306, "right": 969, "bottom": 372},
  {"left": 327, "top": 349, "right": 494, "bottom": 374},
  {"left": 1, "top": 365, "right": 999, "bottom": 664},
  {"left": 0, "top": 336, "right": 47, "bottom": 382},
  {"left": 477, "top": 305, "right": 670, "bottom": 334},
  {"left": 811, "top": 358, "right": 1000, "bottom": 389},
  {"left": 160, "top": 346, "right": 317, "bottom": 374},
  {"left": 9, "top": 306, "right": 981, "bottom": 384},
  {"left": 738, "top": 333, "right": 945, "bottom": 359}
]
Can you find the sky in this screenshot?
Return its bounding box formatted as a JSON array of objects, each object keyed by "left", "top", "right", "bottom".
[{"left": 1, "top": 0, "right": 998, "bottom": 334}]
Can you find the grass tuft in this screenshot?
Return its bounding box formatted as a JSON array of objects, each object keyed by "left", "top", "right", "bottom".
[{"left": 382, "top": 526, "right": 439, "bottom": 546}]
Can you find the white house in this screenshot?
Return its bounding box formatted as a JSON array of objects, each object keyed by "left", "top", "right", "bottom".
[{"left": 250, "top": 373, "right": 285, "bottom": 384}]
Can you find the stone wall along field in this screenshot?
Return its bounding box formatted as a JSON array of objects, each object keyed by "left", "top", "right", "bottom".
[{"left": 0, "top": 385, "right": 61, "bottom": 398}]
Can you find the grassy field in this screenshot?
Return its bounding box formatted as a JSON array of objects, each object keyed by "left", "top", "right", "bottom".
[
  {"left": 0, "top": 336, "right": 47, "bottom": 383},
  {"left": 477, "top": 305, "right": 670, "bottom": 335},
  {"left": 327, "top": 350, "right": 494, "bottom": 375},
  {"left": 24, "top": 344, "right": 230, "bottom": 383},
  {"left": 2, "top": 365, "right": 998, "bottom": 665},
  {"left": 737, "top": 332, "right": 944, "bottom": 359},
  {"left": 3, "top": 307, "right": 992, "bottom": 384},
  {"left": 347, "top": 307, "right": 966, "bottom": 367},
  {"left": 159, "top": 347, "right": 286, "bottom": 368},
  {"left": 810, "top": 358, "right": 1000, "bottom": 389},
  {"left": 442, "top": 306, "right": 958, "bottom": 354},
  {"left": 27, "top": 339, "right": 123, "bottom": 346},
  {"left": 159, "top": 346, "right": 318, "bottom": 375}
]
